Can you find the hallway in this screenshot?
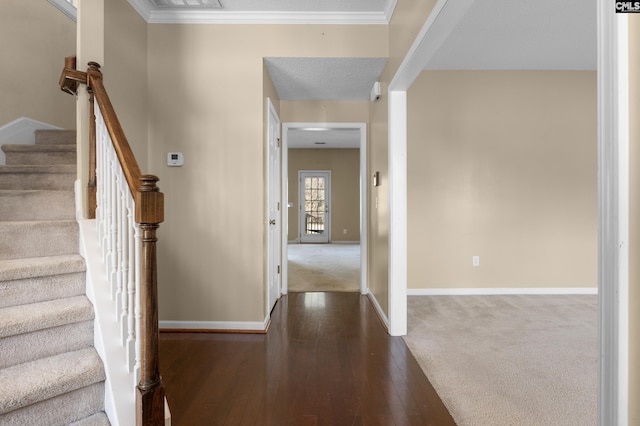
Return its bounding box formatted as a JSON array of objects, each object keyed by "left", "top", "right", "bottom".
[{"left": 159, "top": 292, "right": 454, "bottom": 425}]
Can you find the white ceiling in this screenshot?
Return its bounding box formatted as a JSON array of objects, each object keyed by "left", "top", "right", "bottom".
[
  {"left": 424, "top": 0, "right": 596, "bottom": 70},
  {"left": 128, "top": 0, "right": 597, "bottom": 148}
]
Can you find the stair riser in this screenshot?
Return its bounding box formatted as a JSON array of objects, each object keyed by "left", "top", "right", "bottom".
[
  {"left": 0, "top": 221, "right": 78, "bottom": 260},
  {"left": 5, "top": 151, "right": 76, "bottom": 166},
  {"left": 0, "top": 191, "right": 75, "bottom": 220},
  {"left": 0, "top": 172, "right": 75, "bottom": 190},
  {"left": 0, "top": 321, "right": 93, "bottom": 369},
  {"left": 0, "top": 272, "right": 85, "bottom": 309},
  {"left": 0, "top": 382, "right": 104, "bottom": 426},
  {"left": 35, "top": 130, "right": 77, "bottom": 146}
]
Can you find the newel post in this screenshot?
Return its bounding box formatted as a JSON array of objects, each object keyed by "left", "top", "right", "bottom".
[
  {"left": 135, "top": 175, "right": 165, "bottom": 425},
  {"left": 86, "top": 62, "right": 102, "bottom": 219}
]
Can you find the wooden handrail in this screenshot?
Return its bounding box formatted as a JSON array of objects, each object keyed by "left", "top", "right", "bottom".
[{"left": 59, "top": 56, "right": 165, "bottom": 425}]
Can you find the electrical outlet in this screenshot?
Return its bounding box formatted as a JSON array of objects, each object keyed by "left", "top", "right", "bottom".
[
  {"left": 343, "top": 229, "right": 347, "bottom": 235},
  {"left": 472, "top": 256, "right": 480, "bottom": 267}
]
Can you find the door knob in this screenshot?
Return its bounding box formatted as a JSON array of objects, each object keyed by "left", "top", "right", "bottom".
[{"left": 270, "top": 219, "right": 276, "bottom": 225}]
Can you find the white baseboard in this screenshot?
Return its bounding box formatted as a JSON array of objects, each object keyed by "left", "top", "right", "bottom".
[
  {"left": 0, "top": 117, "right": 61, "bottom": 165},
  {"left": 331, "top": 240, "right": 360, "bottom": 244},
  {"left": 408, "top": 287, "right": 598, "bottom": 296},
  {"left": 159, "top": 317, "right": 269, "bottom": 332},
  {"left": 366, "top": 292, "right": 389, "bottom": 329}
]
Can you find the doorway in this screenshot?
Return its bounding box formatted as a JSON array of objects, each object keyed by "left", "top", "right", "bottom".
[
  {"left": 281, "top": 122, "right": 368, "bottom": 296},
  {"left": 298, "top": 170, "right": 331, "bottom": 243}
]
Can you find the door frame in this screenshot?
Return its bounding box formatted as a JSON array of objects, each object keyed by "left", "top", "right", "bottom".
[
  {"left": 266, "top": 98, "right": 281, "bottom": 314},
  {"left": 281, "top": 122, "right": 368, "bottom": 296},
  {"left": 298, "top": 170, "right": 332, "bottom": 243}
]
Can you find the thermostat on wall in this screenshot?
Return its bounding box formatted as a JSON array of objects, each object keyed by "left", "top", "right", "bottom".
[{"left": 167, "top": 152, "right": 184, "bottom": 167}]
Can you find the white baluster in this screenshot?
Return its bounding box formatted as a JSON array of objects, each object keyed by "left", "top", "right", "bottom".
[
  {"left": 126, "top": 200, "right": 137, "bottom": 371},
  {"left": 93, "top": 100, "right": 142, "bottom": 384},
  {"left": 134, "top": 221, "right": 142, "bottom": 384}
]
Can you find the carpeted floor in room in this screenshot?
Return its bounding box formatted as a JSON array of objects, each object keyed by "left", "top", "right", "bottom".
[
  {"left": 403, "top": 294, "right": 598, "bottom": 426},
  {"left": 287, "top": 243, "right": 360, "bottom": 292}
]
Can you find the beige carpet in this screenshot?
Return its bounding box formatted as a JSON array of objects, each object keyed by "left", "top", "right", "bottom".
[
  {"left": 287, "top": 243, "right": 360, "bottom": 292},
  {"left": 403, "top": 295, "right": 598, "bottom": 426}
]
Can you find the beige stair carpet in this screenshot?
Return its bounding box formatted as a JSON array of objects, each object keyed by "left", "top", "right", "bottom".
[
  {"left": 0, "top": 129, "right": 109, "bottom": 424},
  {"left": 287, "top": 243, "right": 360, "bottom": 292}
]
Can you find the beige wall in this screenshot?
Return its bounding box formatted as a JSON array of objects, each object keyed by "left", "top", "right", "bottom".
[
  {"left": 280, "top": 100, "right": 370, "bottom": 123},
  {"left": 407, "top": 71, "right": 597, "bottom": 289},
  {"left": 104, "top": 0, "right": 148, "bottom": 167},
  {"left": 76, "top": 0, "right": 147, "bottom": 217},
  {"left": 147, "top": 24, "right": 387, "bottom": 323},
  {"left": 288, "top": 149, "right": 360, "bottom": 242},
  {"left": 0, "top": 0, "right": 76, "bottom": 128},
  {"left": 367, "top": 0, "right": 438, "bottom": 315},
  {"left": 629, "top": 15, "right": 640, "bottom": 426}
]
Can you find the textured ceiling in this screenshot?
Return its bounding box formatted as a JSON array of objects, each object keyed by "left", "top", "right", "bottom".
[{"left": 265, "top": 58, "right": 387, "bottom": 101}]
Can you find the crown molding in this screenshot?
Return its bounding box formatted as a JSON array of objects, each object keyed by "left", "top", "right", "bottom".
[{"left": 128, "top": 0, "right": 393, "bottom": 24}]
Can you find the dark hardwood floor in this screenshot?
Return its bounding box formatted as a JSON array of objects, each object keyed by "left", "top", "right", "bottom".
[{"left": 159, "top": 292, "right": 455, "bottom": 425}]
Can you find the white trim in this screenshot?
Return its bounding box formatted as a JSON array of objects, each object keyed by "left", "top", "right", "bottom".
[
  {"left": 408, "top": 287, "right": 599, "bottom": 296},
  {"left": 266, "top": 98, "right": 282, "bottom": 316},
  {"left": 0, "top": 117, "right": 62, "bottom": 165},
  {"left": 386, "top": 0, "right": 477, "bottom": 337},
  {"left": 281, "top": 122, "right": 368, "bottom": 296},
  {"left": 159, "top": 318, "right": 269, "bottom": 332},
  {"left": 47, "top": 0, "right": 77, "bottom": 22},
  {"left": 387, "top": 91, "right": 407, "bottom": 336},
  {"left": 359, "top": 125, "right": 368, "bottom": 296},
  {"left": 597, "top": 2, "right": 629, "bottom": 425},
  {"left": 126, "top": 1, "right": 389, "bottom": 25},
  {"left": 79, "top": 219, "right": 134, "bottom": 426},
  {"left": 367, "top": 292, "right": 388, "bottom": 329}
]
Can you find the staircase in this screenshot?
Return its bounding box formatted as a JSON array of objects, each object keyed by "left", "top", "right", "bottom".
[{"left": 0, "top": 130, "right": 109, "bottom": 425}]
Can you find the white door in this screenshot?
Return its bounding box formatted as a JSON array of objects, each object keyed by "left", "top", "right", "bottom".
[
  {"left": 299, "top": 171, "right": 331, "bottom": 243},
  {"left": 267, "top": 100, "right": 281, "bottom": 313}
]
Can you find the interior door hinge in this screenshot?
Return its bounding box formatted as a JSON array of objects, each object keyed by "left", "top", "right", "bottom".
[
  {"left": 277, "top": 265, "right": 281, "bottom": 274},
  {"left": 277, "top": 138, "right": 281, "bottom": 148}
]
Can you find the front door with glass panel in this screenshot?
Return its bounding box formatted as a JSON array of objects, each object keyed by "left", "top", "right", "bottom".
[{"left": 299, "top": 171, "right": 331, "bottom": 243}]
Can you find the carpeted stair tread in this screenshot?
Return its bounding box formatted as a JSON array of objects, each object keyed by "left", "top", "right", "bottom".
[
  {"left": 0, "top": 220, "right": 78, "bottom": 260},
  {"left": 69, "top": 411, "right": 111, "bottom": 426},
  {"left": 0, "top": 189, "right": 75, "bottom": 220},
  {"left": 35, "top": 129, "right": 76, "bottom": 145},
  {"left": 0, "top": 164, "right": 76, "bottom": 174},
  {"left": 0, "top": 320, "right": 94, "bottom": 370},
  {"left": 0, "top": 383, "right": 106, "bottom": 426},
  {"left": 1, "top": 144, "right": 77, "bottom": 153},
  {"left": 2, "top": 144, "right": 76, "bottom": 166},
  {"left": 0, "top": 165, "right": 76, "bottom": 190},
  {"left": 0, "top": 254, "right": 85, "bottom": 282},
  {"left": 0, "top": 295, "right": 94, "bottom": 339},
  {"left": 0, "top": 347, "right": 105, "bottom": 414},
  {"left": 0, "top": 255, "right": 86, "bottom": 309}
]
